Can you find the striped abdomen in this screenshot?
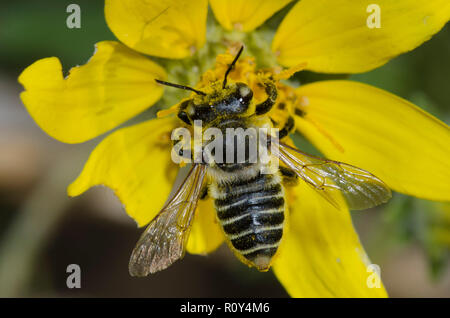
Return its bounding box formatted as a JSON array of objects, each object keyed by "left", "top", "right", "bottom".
[{"left": 212, "top": 170, "right": 285, "bottom": 271}]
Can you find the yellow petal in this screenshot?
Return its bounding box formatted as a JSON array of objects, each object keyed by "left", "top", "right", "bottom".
[
  {"left": 273, "top": 181, "right": 387, "bottom": 297},
  {"left": 272, "top": 0, "right": 450, "bottom": 73},
  {"left": 187, "top": 198, "right": 224, "bottom": 255},
  {"left": 295, "top": 80, "right": 450, "bottom": 202},
  {"left": 210, "top": 0, "right": 292, "bottom": 32},
  {"left": 68, "top": 117, "right": 179, "bottom": 227},
  {"left": 19, "top": 41, "right": 166, "bottom": 144},
  {"left": 105, "top": 0, "right": 207, "bottom": 59}
]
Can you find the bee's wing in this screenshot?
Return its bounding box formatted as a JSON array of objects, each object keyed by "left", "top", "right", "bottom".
[
  {"left": 272, "top": 140, "right": 391, "bottom": 210},
  {"left": 129, "top": 164, "right": 207, "bottom": 276}
]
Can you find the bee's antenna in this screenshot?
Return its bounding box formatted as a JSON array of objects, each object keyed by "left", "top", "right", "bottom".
[
  {"left": 223, "top": 46, "right": 244, "bottom": 89},
  {"left": 155, "top": 79, "right": 206, "bottom": 96}
]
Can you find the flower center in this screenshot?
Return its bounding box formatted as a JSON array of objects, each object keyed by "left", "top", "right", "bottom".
[{"left": 155, "top": 19, "right": 280, "bottom": 107}]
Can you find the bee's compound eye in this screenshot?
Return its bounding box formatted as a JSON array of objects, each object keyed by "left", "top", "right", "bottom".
[
  {"left": 186, "top": 104, "right": 196, "bottom": 117},
  {"left": 239, "top": 85, "right": 251, "bottom": 97},
  {"left": 178, "top": 111, "right": 191, "bottom": 125},
  {"left": 236, "top": 83, "right": 253, "bottom": 104}
]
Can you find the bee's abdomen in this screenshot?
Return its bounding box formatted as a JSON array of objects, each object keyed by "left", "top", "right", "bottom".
[{"left": 213, "top": 172, "right": 285, "bottom": 270}]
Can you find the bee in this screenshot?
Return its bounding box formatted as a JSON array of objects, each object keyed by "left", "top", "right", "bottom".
[{"left": 128, "top": 47, "right": 392, "bottom": 276}]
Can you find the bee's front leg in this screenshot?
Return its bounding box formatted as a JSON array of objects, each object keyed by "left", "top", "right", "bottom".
[{"left": 255, "top": 81, "right": 277, "bottom": 115}]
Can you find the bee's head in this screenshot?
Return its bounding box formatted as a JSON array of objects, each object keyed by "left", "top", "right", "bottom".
[
  {"left": 176, "top": 82, "right": 253, "bottom": 125},
  {"left": 158, "top": 46, "right": 250, "bottom": 126}
]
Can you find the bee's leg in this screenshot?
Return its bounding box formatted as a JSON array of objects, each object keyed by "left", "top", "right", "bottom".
[
  {"left": 279, "top": 166, "right": 299, "bottom": 186},
  {"left": 199, "top": 185, "right": 209, "bottom": 200},
  {"left": 278, "top": 116, "right": 295, "bottom": 139},
  {"left": 255, "top": 81, "right": 277, "bottom": 115}
]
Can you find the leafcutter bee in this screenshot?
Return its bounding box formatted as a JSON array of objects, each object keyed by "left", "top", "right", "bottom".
[{"left": 129, "top": 47, "right": 391, "bottom": 276}]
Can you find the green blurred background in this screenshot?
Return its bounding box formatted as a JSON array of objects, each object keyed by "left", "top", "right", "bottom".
[{"left": 0, "top": 1, "right": 448, "bottom": 297}]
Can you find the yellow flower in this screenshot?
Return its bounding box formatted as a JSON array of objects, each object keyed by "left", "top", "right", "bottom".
[{"left": 17, "top": 0, "right": 450, "bottom": 297}]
